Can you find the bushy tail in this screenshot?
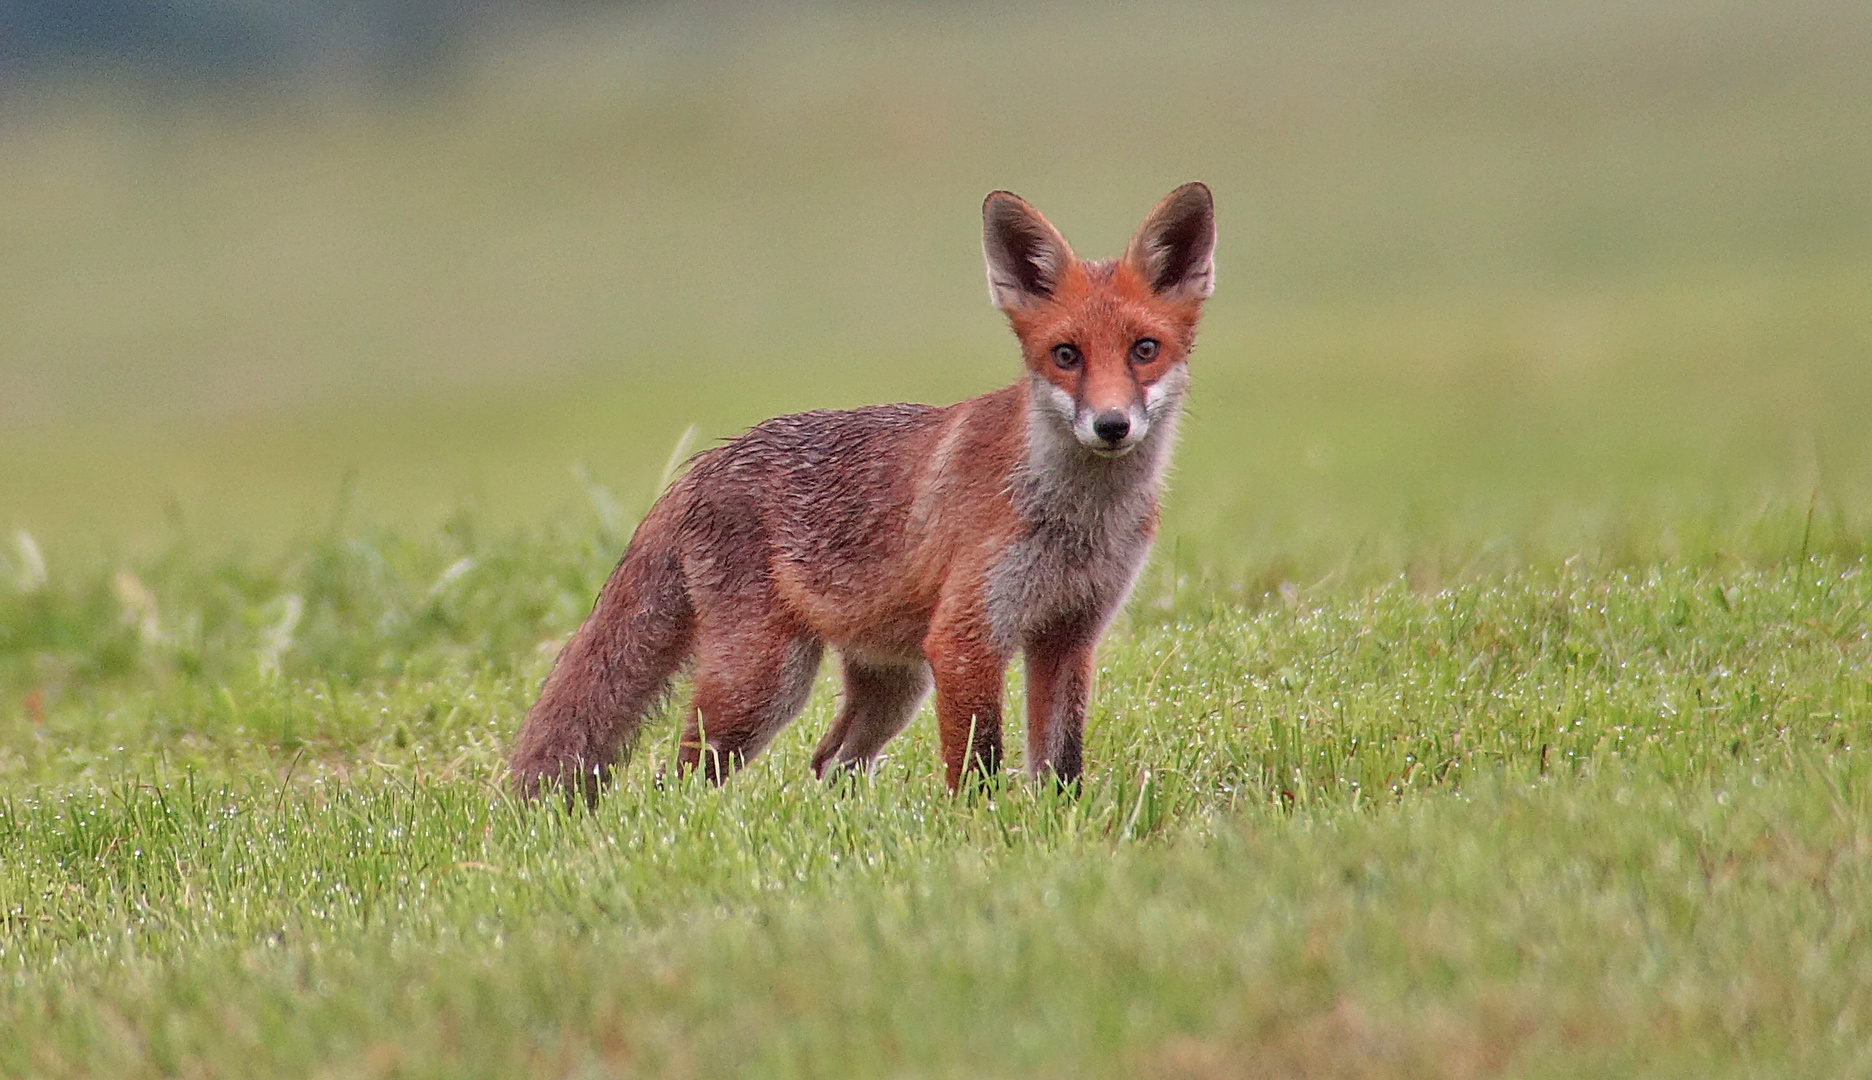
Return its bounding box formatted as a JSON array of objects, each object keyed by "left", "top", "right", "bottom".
[{"left": 510, "top": 502, "right": 694, "bottom": 804}]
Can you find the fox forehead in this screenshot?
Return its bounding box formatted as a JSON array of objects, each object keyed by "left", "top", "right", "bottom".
[{"left": 1006, "top": 258, "right": 1201, "bottom": 355}]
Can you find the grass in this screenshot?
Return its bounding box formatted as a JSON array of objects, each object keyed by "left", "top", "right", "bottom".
[
  {"left": 6, "top": 759, "right": 1872, "bottom": 1078},
  {"left": 3, "top": 529, "right": 1869, "bottom": 1075},
  {"left": 3, "top": 0, "right": 1872, "bottom": 1075}
]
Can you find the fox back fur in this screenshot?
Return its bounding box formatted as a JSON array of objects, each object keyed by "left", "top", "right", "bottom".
[{"left": 511, "top": 183, "right": 1217, "bottom": 801}]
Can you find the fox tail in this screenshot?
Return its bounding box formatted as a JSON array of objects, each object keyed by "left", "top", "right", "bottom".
[{"left": 509, "top": 499, "right": 694, "bottom": 804}]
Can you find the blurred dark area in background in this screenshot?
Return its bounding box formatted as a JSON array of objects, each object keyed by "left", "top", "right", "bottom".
[{"left": 0, "top": 0, "right": 597, "bottom": 86}]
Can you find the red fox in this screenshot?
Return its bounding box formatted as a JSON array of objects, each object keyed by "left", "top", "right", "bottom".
[{"left": 511, "top": 183, "right": 1216, "bottom": 801}]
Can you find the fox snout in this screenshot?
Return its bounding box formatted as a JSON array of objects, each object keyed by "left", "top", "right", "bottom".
[
  {"left": 1080, "top": 405, "right": 1147, "bottom": 456},
  {"left": 1091, "top": 410, "right": 1130, "bottom": 445}
]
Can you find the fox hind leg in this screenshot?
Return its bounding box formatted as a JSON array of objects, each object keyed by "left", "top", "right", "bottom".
[
  {"left": 811, "top": 656, "right": 932, "bottom": 779},
  {"left": 675, "top": 617, "right": 823, "bottom": 783}
]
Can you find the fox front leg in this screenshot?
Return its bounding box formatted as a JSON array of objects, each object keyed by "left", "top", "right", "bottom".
[
  {"left": 1023, "top": 621, "right": 1098, "bottom": 786},
  {"left": 923, "top": 609, "right": 1008, "bottom": 791}
]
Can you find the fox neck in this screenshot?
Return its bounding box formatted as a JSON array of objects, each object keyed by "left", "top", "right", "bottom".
[{"left": 1015, "top": 365, "right": 1186, "bottom": 531}]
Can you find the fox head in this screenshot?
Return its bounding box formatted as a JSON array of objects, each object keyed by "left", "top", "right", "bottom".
[{"left": 983, "top": 182, "right": 1215, "bottom": 458}]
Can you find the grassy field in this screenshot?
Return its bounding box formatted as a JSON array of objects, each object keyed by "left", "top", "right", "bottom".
[{"left": 4, "top": 1, "right": 1872, "bottom": 1075}]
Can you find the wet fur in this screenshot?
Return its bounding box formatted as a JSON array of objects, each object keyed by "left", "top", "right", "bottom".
[{"left": 510, "top": 185, "right": 1215, "bottom": 802}]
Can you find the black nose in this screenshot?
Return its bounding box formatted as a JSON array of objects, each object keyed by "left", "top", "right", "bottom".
[{"left": 1092, "top": 411, "right": 1131, "bottom": 445}]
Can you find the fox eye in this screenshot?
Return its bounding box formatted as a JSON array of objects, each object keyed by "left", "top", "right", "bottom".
[
  {"left": 1051, "top": 344, "right": 1082, "bottom": 370},
  {"left": 1132, "top": 338, "right": 1160, "bottom": 363}
]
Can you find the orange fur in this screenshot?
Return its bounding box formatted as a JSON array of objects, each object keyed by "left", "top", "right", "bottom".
[{"left": 510, "top": 184, "right": 1216, "bottom": 802}]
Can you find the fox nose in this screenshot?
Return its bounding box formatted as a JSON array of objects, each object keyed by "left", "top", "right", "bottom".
[{"left": 1091, "top": 411, "right": 1131, "bottom": 445}]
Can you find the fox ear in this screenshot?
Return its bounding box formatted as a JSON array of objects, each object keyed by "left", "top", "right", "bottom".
[
  {"left": 982, "top": 191, "right": 1076, "bottom": 311},
  {"left": 1124, "top": 182, "right": 1216, "bottom": 302}
]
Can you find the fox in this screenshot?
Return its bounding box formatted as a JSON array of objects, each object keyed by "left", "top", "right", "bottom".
[{"left": 510, "top": 182, "right": 1216, "bottom": 802}]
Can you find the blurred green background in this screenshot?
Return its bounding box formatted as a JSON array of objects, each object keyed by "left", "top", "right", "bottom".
[{"left": 4, "top": 0, "right": 1870, "bottom": 580}]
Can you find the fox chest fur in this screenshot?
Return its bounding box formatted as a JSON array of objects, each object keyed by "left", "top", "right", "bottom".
[{"left": 981, "top": 388, "right": 1172, "bottom": 650}]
